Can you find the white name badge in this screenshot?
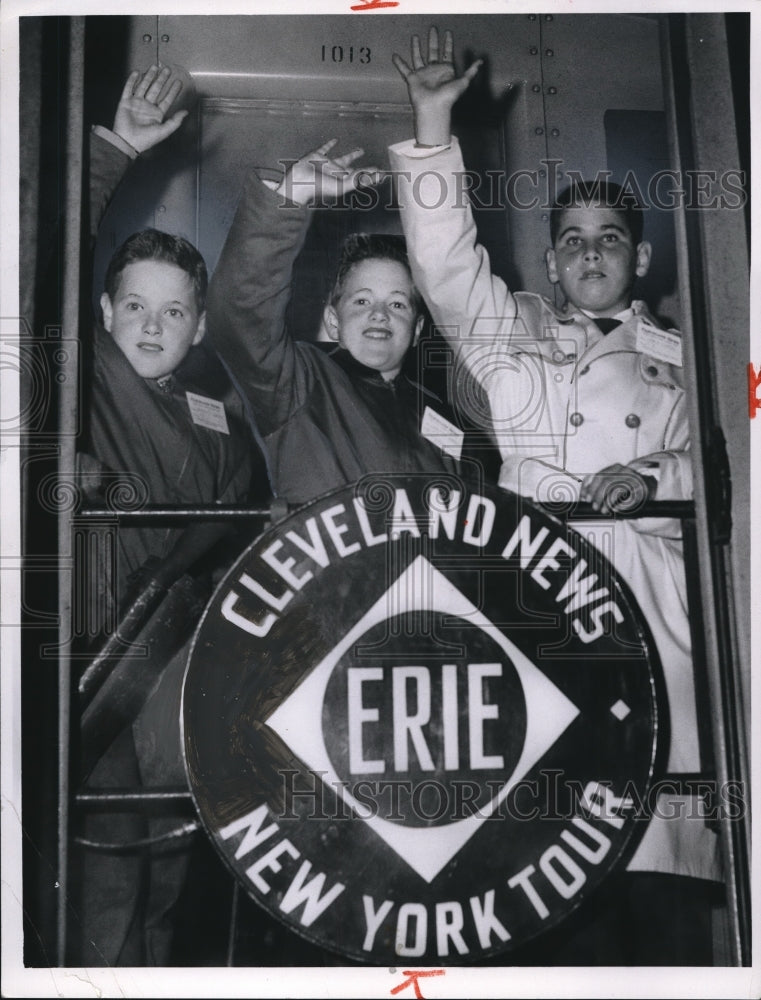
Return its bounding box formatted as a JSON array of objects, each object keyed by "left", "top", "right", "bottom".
[
  {"left": 421, "top": 405, "right": 464, "bottom": 461},
  {"left": 636, "top": 319, "right": 683, "bottom": 368},
  {"left": 186, "top": 391, "right": 230, "bottom": 434}
]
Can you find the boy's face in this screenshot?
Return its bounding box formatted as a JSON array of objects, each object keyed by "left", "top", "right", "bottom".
[
  {"left": 545, "top": 205, "right": 651, "bottom": 317},
  {"left": 324, "top": 259, "right": 423, "bottom": 380},
  {"left": 100, "top": 259, "right": 205, "bottom": 380}
]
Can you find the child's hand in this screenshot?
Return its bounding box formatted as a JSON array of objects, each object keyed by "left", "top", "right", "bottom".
[
  {"left": 277, "top": 140, "right": 384, "bottom": 207},
  {"left": 112, "top": 65, "right": 188, "bottom": 154},
  {"left": 392, "top": 27, "right": 482, "bottom": 146},
  {"left": 581, "top": 464, "right": 657, "bottom": 515}
]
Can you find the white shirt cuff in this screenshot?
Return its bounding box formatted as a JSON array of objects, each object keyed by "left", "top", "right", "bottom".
[
  {"left": 92, "top": 124, "right": 139, "bottom": 160},
  {"left": 388, "top": 137, "right": 453, "bottom": 159}
]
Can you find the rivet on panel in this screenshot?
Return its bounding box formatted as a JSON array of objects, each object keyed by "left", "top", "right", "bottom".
[
  {"left": 545, "top": 49, "right": 554, "bottom": 57},
  {"left": 548, "top": 86, "right": 557, "bottom": 95},
  {"left": 535, "top": 127, "right": 544, "bottom": 135},
  {"left": 161, "top": 34, "right": 170, "bottom": 42},
  {"left": 532, "top": 84, "right": 541, "bottom": 93},
  {"left": 551, "top": 128, "right": 560, "bottom": 137},
  {"left": 142, "top": 33, "right": 152, "bottom": 43},
  {"left": 529, "top": 46, "right": 538, "bottom": 55}
]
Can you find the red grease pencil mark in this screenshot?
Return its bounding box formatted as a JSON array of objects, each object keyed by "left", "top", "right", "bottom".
[
  {"left": 351, "top": 0, "right": 399, "bottom": 10},
  {"left": 390, "top": 969, "right": 446, "bottom": 999},
  {"left": 749, "top": 362, "right": 760, "bottom": 418}
]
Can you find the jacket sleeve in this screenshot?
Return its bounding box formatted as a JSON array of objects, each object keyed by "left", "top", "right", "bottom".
[
  {"left": 206, "top": 173, "right": 313, "bottom": 436},
  {"left": 627, "top": 389, "right": 692, "bottom": 538},
  {"left": 88, "top": 126, "right": 135, "bottom": 245},
  {"left": 632, "top": 383, "right": 692, "bottom": 501},
  {"left": 389, "top": 138, "right": 555, "bottom": 496},
  {"left": 389, "top": 137, "right": 521, "bottom": 363}
]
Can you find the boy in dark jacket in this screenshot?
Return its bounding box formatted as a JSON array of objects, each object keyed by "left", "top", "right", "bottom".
[
  {"left": 207, "top": 140, "right": 469, "bottom": 507},
  {"left": 73, "top": 65, "right": 261, "bottom": 967}
]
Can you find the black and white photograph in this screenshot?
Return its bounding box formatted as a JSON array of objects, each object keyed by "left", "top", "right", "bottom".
[{"left": 1, "top": 1, "right": 756, "bottom": 996}]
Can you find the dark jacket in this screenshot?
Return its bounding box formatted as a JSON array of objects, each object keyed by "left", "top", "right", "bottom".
[
  {"left": 83, "top": 129, "right": 258, "bottom": 605},
  {"left": 207, "top": 171, "right": 460, "bottom": 508}
]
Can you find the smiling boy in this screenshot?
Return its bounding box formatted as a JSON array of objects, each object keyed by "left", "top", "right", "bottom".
[
  {"left": 207, "top": 141, "right": 464, "bottom": 507},
  {"left": 324, "top": 249, "right": 422, "bottom": 378}
]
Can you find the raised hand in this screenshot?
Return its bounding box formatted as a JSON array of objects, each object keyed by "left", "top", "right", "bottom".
[
  {"left": 392, "top": 27, "right": 482, "bottom": 145},
  {"left": 112, "top": 65, "right": 188, "bottom": 154},
  {"left": 277, "top": 139, "right": 384, "bottom": 207}
]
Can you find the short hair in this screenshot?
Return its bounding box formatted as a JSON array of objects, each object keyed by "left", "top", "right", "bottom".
[
  {"left": 104, "top": 229, "right": 208, "bottom": 311},
  {"left": 550, "top": 180, "right": 644, "bottom": 247},
  {"left": 330, "top": 233, "right": 423, "bottom": 314}
]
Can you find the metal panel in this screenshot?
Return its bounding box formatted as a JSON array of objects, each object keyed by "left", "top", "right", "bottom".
[
  {"left": 112, "top": 14, "right": 677, "bottom": 314},
  {"left": 149, "top": 14, "right": 538, "bottom": 103},
  {"left": 543, "top": 13, "right": 664, "bottom": 172}
]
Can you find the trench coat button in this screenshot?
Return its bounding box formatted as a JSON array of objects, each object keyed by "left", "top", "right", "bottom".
[
  {"left": 569, "top": 412, "right": 584, "bottom": 426},
  {"left": 552, "top": 349, "right": 565, "bottom": 363},
  {"left": 625, "top": 413, "right": 641, "bottom": 428},
  {"left": 646, "top": 364, "right": 658, "bottom": 377}
]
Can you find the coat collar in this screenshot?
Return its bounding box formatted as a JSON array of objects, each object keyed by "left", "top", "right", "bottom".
[{"left": 538, "top": 298, "right": 668, "bottom": 361}]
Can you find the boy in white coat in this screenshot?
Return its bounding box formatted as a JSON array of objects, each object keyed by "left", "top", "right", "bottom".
[{"left": 389, "top": 27, "right": 721, "bottom": 964}]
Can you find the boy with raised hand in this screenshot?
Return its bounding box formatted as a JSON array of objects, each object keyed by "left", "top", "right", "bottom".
[
  {"left": 74, "top": 65, "right": 260, "bottom": 967},
  {"left": 206, "top": 138, "right": 466, "bottom": 508},
  {"left": 86, "top": 65, "right": 259, "bottom": 602},
  {"left": 389, "top": 27, "right": 720, "bottom": 964}
]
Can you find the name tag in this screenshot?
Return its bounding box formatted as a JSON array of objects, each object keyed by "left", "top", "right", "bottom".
[
  {"left": 186, "top": 392, "right": 230, "bottom": 435},
  {"left": 421, "top": 405, "right": 464, "bottom": 461},
  {"left": 636, "top": 319, "right": 683, "bottom": 368}
]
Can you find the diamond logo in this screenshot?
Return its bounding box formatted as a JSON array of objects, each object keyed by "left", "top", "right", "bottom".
[{"left": 267, "top": 555, "right": 580, "bottom": 882}]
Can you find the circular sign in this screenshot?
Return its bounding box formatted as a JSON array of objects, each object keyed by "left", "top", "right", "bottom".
[{"left": 183, "top": 474, "right": 662, "bottom": 964}]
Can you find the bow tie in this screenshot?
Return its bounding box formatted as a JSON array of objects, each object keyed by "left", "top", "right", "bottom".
[{"left": 594, "top": 317, "right": 623, "bottom": 335}]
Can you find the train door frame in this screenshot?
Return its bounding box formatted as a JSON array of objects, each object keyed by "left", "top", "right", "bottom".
[{"left": 5, "top": 6, "right": 753, "bottom": 981}]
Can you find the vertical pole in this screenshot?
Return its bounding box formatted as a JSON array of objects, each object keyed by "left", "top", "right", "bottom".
[
  {"left": 659, "top": 14, "right": 750, "bottom": 965},
  {"left": 57, "top": 15, "right": 85, "bottom": 967},
  {"left": 226, "top": 881, "right": 240, "bottom": 967}
]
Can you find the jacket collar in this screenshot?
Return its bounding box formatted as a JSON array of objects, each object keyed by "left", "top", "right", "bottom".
[{"left": 319, "top": 342, "right": 409, "bottom": 388}]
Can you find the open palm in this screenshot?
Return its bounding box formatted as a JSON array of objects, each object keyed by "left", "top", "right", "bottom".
[
  {"left": 392, "top": 28, "right": 481, "bottom": 110},
  {"left": 280, "top": 140, "right": 383, "bottom": 206},
  {"left": 113, "top": 65, "right": 187, "bottom": 154}
]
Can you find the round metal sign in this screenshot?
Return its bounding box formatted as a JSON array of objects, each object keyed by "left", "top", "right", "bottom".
[{"left": 183, "top": 475, "right": 662, "bottom": 964}]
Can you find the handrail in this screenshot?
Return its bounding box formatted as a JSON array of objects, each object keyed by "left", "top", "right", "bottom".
[{"left": 75, "top": 499, "right": 696, "bottom": 521}]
